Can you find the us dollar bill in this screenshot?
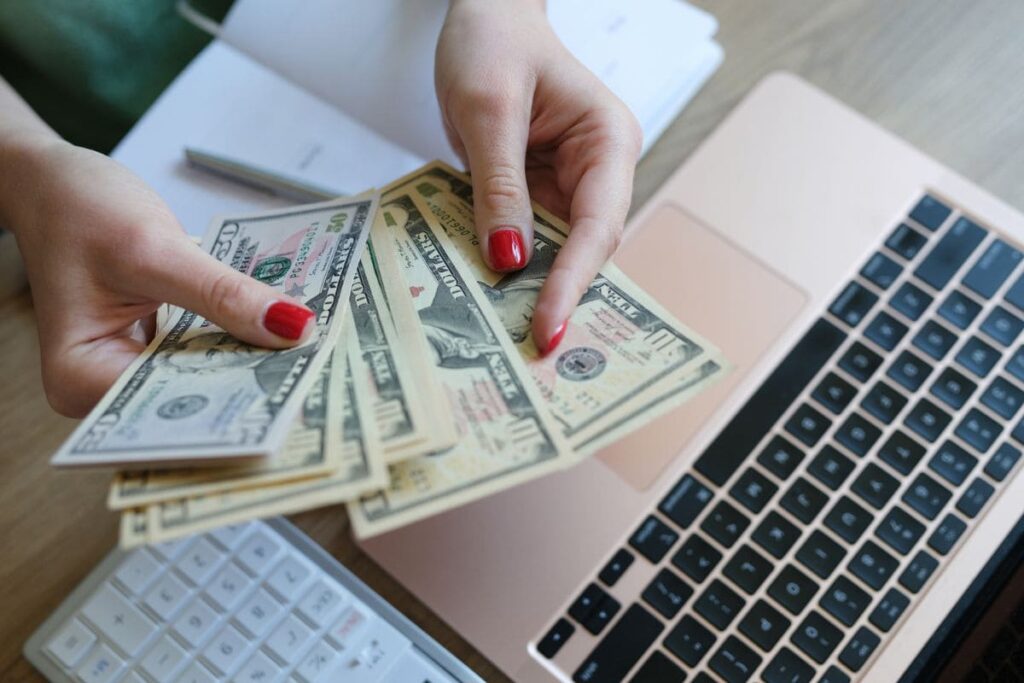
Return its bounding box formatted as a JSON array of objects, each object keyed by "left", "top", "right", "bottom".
[
  {"left": 386, "top": 163, "right": 727, "bottom": 452},
  {"left": 52, "top": 193, "right": 379, "bottom": 468},
  {"left": 348, "top": 192, "right": 572, "bottom": 537}
]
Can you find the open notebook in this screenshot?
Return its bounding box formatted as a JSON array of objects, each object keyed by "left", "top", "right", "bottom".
[{"left": 114, "top": 0, "right": 723, "bottom": 235}]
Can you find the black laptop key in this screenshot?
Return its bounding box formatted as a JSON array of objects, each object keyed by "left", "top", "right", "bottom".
[
  {"left": 928, "top": 513, "right": 967, "bottom": 555},
  {"left": 852, "top": 463, "right": 899, "bottom": 510},
  {"left": 781, "top": 477, "right": 828, "bottom": 524},
  {"left": 583, "top": 596, "right": 620, "bottom": 636},
  {"left": 870, "top": 587, "right": 910, "bottom": 632},
  {"left": 905, "top": 397, "right": 952, "bottom": 443},
  {"left": 957, "top": 478, "right": 995, "bottom": 518},
  {"left": 964, "top": 238, "right": 1022, "bottom": 297},
  {"left": 739, "top": 600, "right": 790, "bottom": 652},
  {"left": 757, "top": 436, "right": 805, "bottom": 481},
  {"left": 913, "top": 320, "right": 958, "bottom": 360},
  {"left": 909, "top": 195, "right": 952, "bottom": 231},
  {"left": 850, "top": 540, "right": 899, "bottom": 590},
  {"left": 890, "top": 281, "right": 933, "bottom": 321},
  {"left": 709, "top": 636, "right": 762, "bottom": 683},
  {"left": 768, "top": 565, "right": 817, "bottom": 616},
  {"left": 864, "top": 311, "right": 908, "bottom": 352},
  {"left": 752, "top": 512, "right": 800, "bottom": 559},
  {"left": 694, "top": 579, "right": 744, "bottom": 630},
  {"left": 839, "top": 626, "right": 881, "bottom": 672},
  {"left": 982, "top": 377, "right": 1024, "bottom": 420},
  {"left": 824, "top": 496, "right": 873, "bottom": 544},
  {"left": 876, "top": 506, "right": 925, "bottom": 555},
  {"left": 792, "top": 611, "right": 843, "bottom": 663},
  {"left": 701, "top": 501, "right": 750, "bottom": 549},
  {"left": 878, "top": 430, "right": 926, "bottom": 475},
  {"left": 861, "top": 381, "right": 907, "bottom": 425},
  {"left": 955, "top": 408, "right": 1001, "bottom": 453},
  {"left": 785, "top": 403, "right": 831, "bottom": 447},
  {"left": 861, "top": 251, "right": 903, "bottom": 290},
  {"left": 821, "top": 667, "right": 852, "bottom": 683},
  {"left": 839, "top": 340, "right": 883, "bottom": 383},
  {"left": 982, "top": 305, "right": 1024, "bottom": 346},
  {"left": 573, "top": 604, "right": 663, "bottom": 683},
  {"left": 762, "top": 647, "right": 815, "bottom": 683},
  {"left": 672, "top": 534, "right": 722, "bottom": 584},
  {"left": 898, "top": 550, "right": 939, "bottom": 593},
  {"left": 723, "top": 544, "right": 773, "bottom": 595},
  {"left": 834, "top": 413, "right": 882, "bottom": 457},
  {"left": 903, "top": 472, "right": 951, "bottom": 520},
  {"left": 538, "top": 618, "right": 575, "bottom": 659},
  {"left": 808, "top": 445, "right": 855, "bottom": 490},
  {"left": 812, "top": 372, "right": 858, "bottom": 414},
  {"left": 1014, "top": 416, "right": 1024, "bottom": 446},
  {"left": 692, "top": 674, "right": 716, "bottom": 683},
  {"left": 929, "top": 440, "right": 977, "bottom": 486},
  {"left": 797, "top": 530, "right": 846, "bottom": 579},
  {"left": 887, "top": 349, "right": 933, "bottom": 392},
  {"left": 569, "top": 584, "right": 607, "bottom": 623},
  {"left": 665, "top": 615, "right": 716, "bottom": 667},
  {"left": 957, "top": 335, "right": 1000, "bottom": 378},
  {"left": 886, "top": 223, "right": 928, "bottom": 261},
  {"left": 694, "top": 318, "right": 846, "bottom": 486},
  {"left": 598, "top": 548, "right": 634, "bottom": 587},
  {"left": 821, "top": 575, "right": 871, "bottom": 626},
  {"left": 938, "top": 290, "right": 982, "bottom": 330},
  {"left": 730, "top": 468, "right": 778, "bottom": 514},
  {"left": 986, "top": 442, "right": 1022, "bottom": 481},
  {"left": 630, "top": 516, "right": 679, "bottom": 563},
  {"left": 830, "top": 281, "right": 878, "bottom": 328},
  {"left": 916, "top": 216, "right": 987, "bottom": 290},
  {"left": 642, "top": 568, "right": 693, "bottom": 620},
  {"left": 659, "top": 474, "right": 713, "bottom": 530},
  {"left": 1007, "top": 274, "right": 1024, "bottom": 313},
  {"left": 628, "top": 652, "right": 685, "bottom": 683},
  {"left": 1010, "top": 346, "right": 1024, "bottom": 382},
  {"left": 930, "top": 366, "right": 977, "bottom": 410}
]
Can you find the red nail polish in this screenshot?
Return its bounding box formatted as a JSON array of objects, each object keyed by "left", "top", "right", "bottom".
[
  {"left": 264, "top": 301, "right": 314, "bottom": 340},
  {"left": 488, "top": 229, "right": 526, "bottom": 271},
  {"left": 542, "top": 321, "right": 568, "bottom": 356}
]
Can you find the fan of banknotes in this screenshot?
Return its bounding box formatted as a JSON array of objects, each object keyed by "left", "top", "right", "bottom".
[{"left": 48, "top": 161, "right": 729, "bottom": 546}]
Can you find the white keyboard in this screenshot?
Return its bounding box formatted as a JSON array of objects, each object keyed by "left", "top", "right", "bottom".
[{"left": 24, "top": 518, "right": 481, "bottom": 683}]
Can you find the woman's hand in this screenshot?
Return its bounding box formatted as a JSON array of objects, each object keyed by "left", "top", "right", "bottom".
[
  {"left": 0, "top": 135, "right": 315, "bottom": 417},
  {"left": 436, "top": 0, "right": 642, "bottom": 354}
]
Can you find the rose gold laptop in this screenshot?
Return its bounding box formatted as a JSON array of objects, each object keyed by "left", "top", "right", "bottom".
[{"left": 360, "top": 72, "right": 1024, "bottom": 682}]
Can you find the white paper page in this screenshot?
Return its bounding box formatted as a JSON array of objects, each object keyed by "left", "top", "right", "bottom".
[{"left": 219, "top": 0, "right": 718, "bottom": 159}]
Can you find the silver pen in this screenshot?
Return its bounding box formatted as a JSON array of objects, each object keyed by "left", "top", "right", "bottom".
[{"left": 183, "top": 147, "right": 343, "bottom": 202}]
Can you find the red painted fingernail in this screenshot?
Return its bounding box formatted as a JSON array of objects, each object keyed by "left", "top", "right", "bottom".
[
  {"left": 542, "top": 321, "right": 568, "bottom": 356},
  {"left": 263, "top": 301, "right": 314, "bottom": 340},
  {"left": 488, "top": 228, "right": 526, "bottom": 271}
]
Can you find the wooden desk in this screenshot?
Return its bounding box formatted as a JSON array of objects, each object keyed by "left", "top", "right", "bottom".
[{"left": 3, "top": 1, "right": 1023, "bottom": 680}]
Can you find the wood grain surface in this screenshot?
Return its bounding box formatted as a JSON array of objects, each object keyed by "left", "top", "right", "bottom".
[{"left": 2, "top": 1, "right": 1022, "bottom": 680}]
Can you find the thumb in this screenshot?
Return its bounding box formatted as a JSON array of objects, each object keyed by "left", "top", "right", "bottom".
[
  {"left": 454, "top": 94, "right": 534, "bottom": 273},
  {"left": 144, "top": 238, "right": 315, "bottom": 347}
]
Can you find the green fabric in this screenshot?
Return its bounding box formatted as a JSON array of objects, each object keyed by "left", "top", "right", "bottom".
[{"left": 0, "top": 1, "right": 229, "bottom": 152}]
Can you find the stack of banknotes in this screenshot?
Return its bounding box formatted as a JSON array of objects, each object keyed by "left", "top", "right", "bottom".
[{"left": 49, "top": 161, "right": 729, "bottom": 546}]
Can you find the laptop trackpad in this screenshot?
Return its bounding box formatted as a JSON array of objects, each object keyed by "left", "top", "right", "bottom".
[{"left": 601, "top": 202, "right": 808, "bottom": 491}]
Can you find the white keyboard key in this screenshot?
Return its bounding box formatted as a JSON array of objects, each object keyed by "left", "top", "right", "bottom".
[
  {"left": 266, "top": 613, "right": 314, "bottom": 665},
  {"left": 324, "top": 604, "right": 371, "bottom": 652},
  {"left": 113, "top": 550, "right": 162, "bottom": 596},
  {"left": 45, "top": 618, "right": 96, "bottom": 668},
  {"left": 178, "top": 661, "right": 219, "bottom": 683},
  {"left": 176, "top": 537, "right": 226, "bottom": 586},
  {"left": 139, "top": 635, "right": 188, "bottom": 682},
  {"left": 211, "top": 524, "right": 251, "bottom": 551},
  {"left": 203, "top": 624, "right": 251, "bottom": 677},
  {"left": 205, "top": 562, "right": 254, "bottom": 613},
  {"left": 292, "top": 641, "right": 337, "bottom": 683},
  {"left": 143, "top": 571, "right": 192, "bottom": 621},
  {"left": 81, "top": 583, "right": 157, "bottom": 658},
  {"left": 150, "top": 537, "right": 193, "bottom": 562},
  {"left": 233, "top": 650, "right": 283, "bottom": 683},
  {"left": 296, "top": 580, "right": 348, "bottom": 628},
  {"left": 235, "top": 588, "right": 283, "bottom": 638},
  {"left": 349, "top": 620, "right": 410, "bottom": 683},
  {"left": 75, "top": 642, "right": 124, "bottom": 683},
  {"left": 120, "top": 672, "right": 147, "bottom": 683},
  {"left": 266, "top": 556, "right": 313, "bottom": 603},
  {"left": 174, "top": 596, "right": 221, "bottom": 649},
  {"left": 384, "top": 649, "right": 459, "bottom": 683},
  {"left": 236, "top": 532, "right": 283, "bottom": 577}
]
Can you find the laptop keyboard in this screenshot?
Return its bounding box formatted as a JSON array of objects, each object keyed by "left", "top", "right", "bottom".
[{"left": 536, "top": 195, "right": 1024, "bottom": 682}]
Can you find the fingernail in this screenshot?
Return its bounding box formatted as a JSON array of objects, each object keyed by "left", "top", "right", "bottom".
[
  {"left": 542, "top": 321, "right": 568, "bottom": 356},
  {"left": 488, "top": 228, "right": 526, "bottom": 272},
  {"left": 263, "top": 301, "right": 314, "bottom": 340}
]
